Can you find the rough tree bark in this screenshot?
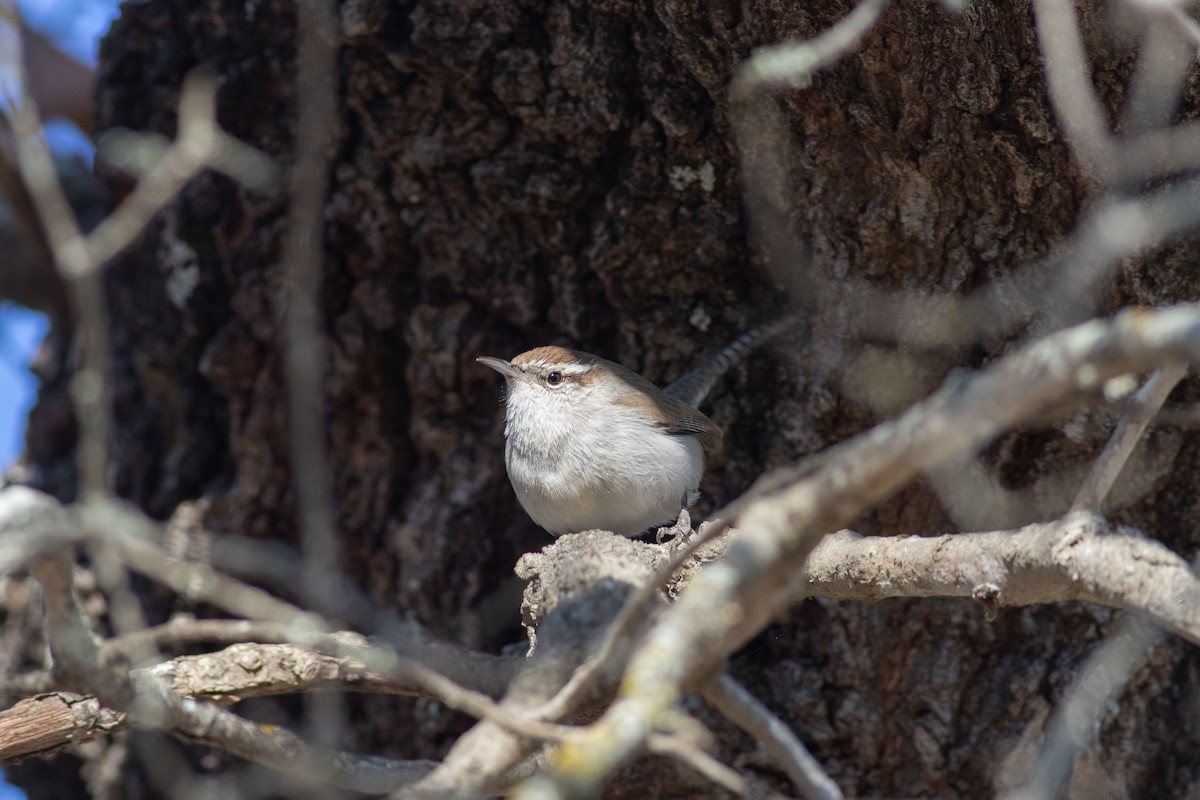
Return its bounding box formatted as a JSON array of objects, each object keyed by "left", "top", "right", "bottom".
[{"left": 10, "top": 0, "right": 1200, "bottom": 797}]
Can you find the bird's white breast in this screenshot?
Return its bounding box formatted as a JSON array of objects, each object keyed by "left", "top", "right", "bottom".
[{"left": 502, "top": 387, "right": 703, "bottom": 536}]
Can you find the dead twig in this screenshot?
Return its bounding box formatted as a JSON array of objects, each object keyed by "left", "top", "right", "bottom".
[
  {"left": 646, "top": 733, "right": 750, "bottom": 797},
  {"left": 1030, "top": 0, "right": 1114, "bottom": 180},
  {"left": 1071, "top": 364, "right": 1186, "bottom": 512},
  {"left": 1001, "top": 613, "right": 1163, "bottom": 800},
  {"left": 702, "top": 674, "right": 843, "bottom": 800}
]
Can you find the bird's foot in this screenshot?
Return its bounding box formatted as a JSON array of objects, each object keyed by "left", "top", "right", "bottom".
[{"left": 655, "top": 507, "right": 693, "bottom": 546}]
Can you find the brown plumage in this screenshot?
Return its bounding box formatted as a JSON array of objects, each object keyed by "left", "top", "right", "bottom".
[{"left": 510, "top": 346, "right": 722, "bottom": 452}]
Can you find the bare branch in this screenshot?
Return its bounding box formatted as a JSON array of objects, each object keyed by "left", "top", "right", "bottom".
[
  {"left": 1166, "top": 2, "right": 1200, "bottom": 48},
  {"left": 0, "top": 640, "right": 550, "bottom": 790},
  {"left": 88, "top": 500, "right": 328, "bottom": 632},
  {"left": 136, "top": 674, "right": 439, "bottom": 793},
  {"left": 0, "top": 8, "right": 111, "bottom": 498},
  {"left": 702, "top": 674, "right": 843, "bottom": 800},
  {"left": 0, "top": 10, "right": 277, "bottom": 501},
  {"left": 733, "top": 0, "right": 890, "bottom": 94},
  {"left": 1122, "top": 12, "right": 1193, "bottom": 134},
  {"left": 404, "top": 532, "right": 666, "bottom": 798},
  {"left": 0, "top": 693, "right": 121, "bottom": 762},
  {"left": 26, "top": 558, "right": 105, "bottom": 693},
  {"left": 86, "top": 71, "right": 277, "bottom": 270},
  {"left": 1030, "top": 0, "right": 1114, "bottom": 180},
  {"left": 0, "top": 486, "right": 82, "bottom": 572},
  {"left": 800, "top": 516, "right": 1200, "bottom": 643},
  {"left": 1001, "top": 614, "right": 1163, "bottom": 800},
  {"left": 99, "top": 618, "right": 349, "bottom": 663},
  {"left": 645, "top": 733, "right": 749, "bottom": 797},
  {"left": 1071, "top": 364, "right": 1186, "bottom": 512},
  {"left": 526, "top": 303, "right": 1200, "bottom": 796},
  {"left": 91, "top": 508, "right": 527, "bottom": 713},
  {"left": 531, "top": 523, "right": 720, "bottom": 723},
  {"left": 0, "top": 486, "right": 534, "bottom": 758},
  {"left": 280, "top": 0, "right": 340, "bottom": 615}
]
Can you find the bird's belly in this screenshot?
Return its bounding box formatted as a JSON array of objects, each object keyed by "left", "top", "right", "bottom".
[{"left": 505, "top": 435, "right": 702, "bottom": 537}]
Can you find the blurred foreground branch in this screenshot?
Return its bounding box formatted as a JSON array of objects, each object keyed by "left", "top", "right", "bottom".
[{"left": 533, "top": 304, "right": 1200, "bottom": 797}]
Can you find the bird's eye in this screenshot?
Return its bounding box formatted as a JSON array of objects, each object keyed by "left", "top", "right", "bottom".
[{"left": 546, "top": 371, "right": 562, "bottom": 386}]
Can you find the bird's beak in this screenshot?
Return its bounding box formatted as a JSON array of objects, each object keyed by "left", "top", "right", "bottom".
[{"left": 477, "top": 356, "right": 524, "bottom": 382}]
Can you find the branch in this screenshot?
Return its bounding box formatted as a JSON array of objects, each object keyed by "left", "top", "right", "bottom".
[
  {"left": 0, "top": 487, "right": 524, "bottom": 707},
  {"left": 0, "top": 689, "right": 438, "bottom": 792},
  {"left": 0, "top": 638, "right": 519, "bottom": 767},
  {"left": 1030, "top": 0, "right": 1114, "bottom": 180},
  {"left": 1070, "top": 364, "right": 1186, "bottom": 512},
  {"left": 528, "top": 303, "right": 1200, "bottom": 797},
  {"left": 0, "top": 9, "right": 276, "bottom": 498},
  {"left": 132, "top": 673, "right": 437, "bottom": 793},
  {"left": 400, "top": 532, "right": 669, "bottom": 799},
  {"left": 1001, "top": 614, "right": 1163, "bottom": 800},
  {"left": 645, "top": 733, "right": 748, "bottom": 797},
  {"left": 800, "top": 516, "right": 1200, "bottom": 643},
  {"left": 0, "top": 693, "right": 120, "bottom": 762},
  {"left": 279, "top": 0, "right": 340, "bottom": 614},
  {"left": 702, "top": 674, "right": 843, "bottom": 800},
  {"left": 87, "top": 71, "right": 277, "bottom": 270},
  {"left": 733, "top": 0, "right": 889, "bottom": 94},
  {"left": 144, "top": 641, "right": 495, "bottom": 705},
  {"left": 0, "top": 642, "right": 503, "bottom": 791},
  {"left": 0, "top": 487, "right": 82, "bottom": 572},
  {"left": 0, "top": 485, "right": 546, "bottom": 789}
]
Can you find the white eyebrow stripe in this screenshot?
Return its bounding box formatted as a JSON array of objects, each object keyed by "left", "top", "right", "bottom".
[
  {"left": 558, "top": 362, "right": 593, "bottom": 376},
  {"left": 528, "top": 360, "right": 592, "bottom": 376}
]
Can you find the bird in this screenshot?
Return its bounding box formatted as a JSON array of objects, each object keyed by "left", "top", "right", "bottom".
[
  {"left": 477, "top": 346, "right": 719, "bottom": 537},
  {"left": 478, "top": 314, "right": 797, "bottom": 537}
]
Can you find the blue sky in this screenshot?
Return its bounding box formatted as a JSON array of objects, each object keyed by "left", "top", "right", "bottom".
[
  {"left": 0, "top": 305, "right": 48, "bottom": 468},
  {"left": 21, "top": 0, "right": 115, "bottom": 63}
]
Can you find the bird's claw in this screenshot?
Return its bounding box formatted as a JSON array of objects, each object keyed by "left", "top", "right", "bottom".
[{"left": 656, "top": 507, "right": 693, "bottom": 548}]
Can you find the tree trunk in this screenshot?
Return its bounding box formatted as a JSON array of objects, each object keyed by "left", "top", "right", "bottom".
[{"left": 12, "top": 0, "right": 1200, "bottom": 797}]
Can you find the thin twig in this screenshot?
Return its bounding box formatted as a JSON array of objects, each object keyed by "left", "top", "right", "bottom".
[
  {"left": 703, "top": 674, "right": 843, "bottom": 800},
  {"left": 281, "top": 0, "right": 340, "bottom": 615},
  {"left": 142, "top": 674, "right": 441, "bottom": 793},
  {"left": 85, "top": 71, "right": 277, "bottom": 269},
  {"left": 1030, "top": 0, "right": 1114, "bottom": 180},
  {"left": 277, "top": 0, "right": 342, "bottom": 763},
  {"left": 646, "top": 733, "right": 749, "bottom": 797},
  {"left": 1071, "top": 363, "right": 1187, "bottom": 512},
  {"left": 0, "top": 16, "right": 278, "bottom": 501},
  {"left": 1002, "top": 614, "right": 1163, "bottom": 800},
  {"left": 94, "top": 501, "right": 566, "bottom": 742},
  {"left": 1163, "top": 3, "right": 1200, "bottom": 50},
  {"left": 733, "top": 0, "right": 890, "bottom": 94},
  {"left": 0, "top": 638, "right": 570, "bottom": 769},
  {"left": 26, "top": 558, "right": 108, "bottom": 694},
  {"left": 98, "top": 618, "right": 344, "bottom": 663},
  {"left": 0, "top": 484, "right": 540, "bottom": 748},
  {"left": 1121, "top": 13, "right": 1193, "bottom": 135}
]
